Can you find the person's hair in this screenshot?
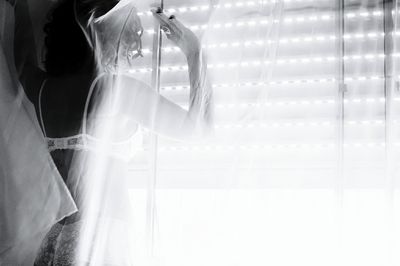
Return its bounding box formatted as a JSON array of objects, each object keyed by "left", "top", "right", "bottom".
[{"left": 43, "top": 0, "right": 118, "bottom": 76}]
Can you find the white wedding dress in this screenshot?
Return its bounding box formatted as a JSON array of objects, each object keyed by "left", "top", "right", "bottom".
[{"left": 0, "top": 1, "right": 77, "bottom": 264}]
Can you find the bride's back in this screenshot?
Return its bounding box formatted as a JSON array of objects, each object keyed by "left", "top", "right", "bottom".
[{"left": 37, "top": 74, "right": 93, "bottom": 138}]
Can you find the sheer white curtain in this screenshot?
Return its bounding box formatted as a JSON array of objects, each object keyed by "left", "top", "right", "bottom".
[{"left": 126, "top": 0, "right": 400, "bottom": 265}]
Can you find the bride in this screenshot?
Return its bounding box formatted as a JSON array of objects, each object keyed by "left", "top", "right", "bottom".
[{"left": 1, "top": 0, "right": 212, "bottom": 264}]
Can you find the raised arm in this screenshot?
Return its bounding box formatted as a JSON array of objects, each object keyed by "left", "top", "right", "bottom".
[
  {"left": 118, "top": 11, "right": 213, "bottom": 140},
  {"left": 119, "top": 51, "right": 212, "bottom": 140}
]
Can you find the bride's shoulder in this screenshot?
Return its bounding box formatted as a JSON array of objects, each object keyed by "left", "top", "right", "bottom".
[{"left": 118, "top": 73, "right": 152, "bottom": 90}]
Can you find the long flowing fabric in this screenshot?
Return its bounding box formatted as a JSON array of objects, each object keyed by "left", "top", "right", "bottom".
[
  {"left": 130, "top": 1, "right": 400, "bottom": 266},
  {"left": 60, "top": 1, "right": 146, "bottom": 264},
  {"left": 5, "top": 0, "right": 400, "bottom": 265},
  {"left": 0, "top": 1, "right": 77, "bottom": 264}
]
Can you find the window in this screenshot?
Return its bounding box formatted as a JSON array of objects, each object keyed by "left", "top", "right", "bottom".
[{"left": 127, "top": 1, "right": 400, "bottom": 265}]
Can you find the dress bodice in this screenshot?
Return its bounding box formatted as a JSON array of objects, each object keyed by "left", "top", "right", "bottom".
[{"left": 38, "top": 74, "right": 143, "bottom": 161}]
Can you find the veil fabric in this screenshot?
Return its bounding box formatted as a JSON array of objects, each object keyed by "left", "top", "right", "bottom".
[
  {"left": 0, "top": 1, "right": 77, "bottom": 264},
  {"left": 43, "top": 1, "right": 146, "bottom": 264}
]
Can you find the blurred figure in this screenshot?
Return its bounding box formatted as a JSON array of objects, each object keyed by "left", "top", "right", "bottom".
[{"left": 8, "top": 0, "right": 212, "bottom": 264}]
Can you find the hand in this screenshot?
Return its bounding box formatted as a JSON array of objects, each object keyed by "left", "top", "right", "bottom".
[{"left": 151, "top": 8, "right": 201, "bottom": 58}]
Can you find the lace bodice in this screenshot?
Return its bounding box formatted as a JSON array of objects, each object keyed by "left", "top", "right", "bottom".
[
  {"left": 44, "top": 132, "right": 142, "bottom": 160},
  {"left": 38, "top": 75, "right": 143, "bottom": 160}
]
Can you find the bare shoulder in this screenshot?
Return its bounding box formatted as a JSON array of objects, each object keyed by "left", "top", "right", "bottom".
[
  {"left": 118, "top": 74, "right": 153, "bottom": 90},
  {"left": 116, "top": 73, "right": 161, "bottom": 103}
]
